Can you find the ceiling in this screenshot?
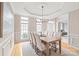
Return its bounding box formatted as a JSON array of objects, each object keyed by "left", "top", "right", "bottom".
[{"left": 10, "top": 2, "right": 79, "bottom": 19}]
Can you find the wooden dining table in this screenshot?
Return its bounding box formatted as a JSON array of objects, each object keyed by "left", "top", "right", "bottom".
[{"left": 40, "top": 36, "right": 61, "bottom": 56}]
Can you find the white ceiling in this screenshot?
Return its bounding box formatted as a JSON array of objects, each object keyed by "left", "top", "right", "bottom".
[{"left": 10, "top": 2, "right": 79, "bottom": 19}]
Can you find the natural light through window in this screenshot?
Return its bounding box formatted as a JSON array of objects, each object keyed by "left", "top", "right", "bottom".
[
  {"left": 21, "top": 17, "right": 28, "bottom": 39},
  {"left": 47, "top": 21, "right": 55, "bottom": 33}
]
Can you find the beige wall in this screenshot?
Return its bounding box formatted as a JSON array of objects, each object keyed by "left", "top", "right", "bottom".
[
  {"left": 14, "top": 16, "right": 37, "bottom": 42},
  {"left": 69, "top": 9, "right": 79, "bottom": 49},
  {"left": 69, "top": 9, "right": 79, "bottom": 35},
  {"left": 14, "top": 15, "right": 21, "bottom": 43},
  {"left": 42, "top": 21, "right": 48, "bottom": 34},
  {"left": 28, "top": 17, "right": 36, "bottom": 33}
]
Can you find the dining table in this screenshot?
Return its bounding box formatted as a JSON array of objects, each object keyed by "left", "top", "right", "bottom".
[{"left": 40, "top": 36, "right": 61, "bottom": 56}]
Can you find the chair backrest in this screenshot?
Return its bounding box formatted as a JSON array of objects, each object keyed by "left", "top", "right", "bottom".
[
  {"left": 53, "top": 32, "right": 61, "bottom": 41},
  {"left": 35, "top": 33, "right": 41, "bottom": 44},
  {"left": 32, "top": 33, "right": 37, "bottom": 46},
  {"left": 44, "top": 31, "right": 48, "bottom": 36},
  {"left": 47, "top": 32, "right": 53, "bottom": 40},
  {"left": 34, "top": 33, "right": 46, "bottom": 51},
  {"left": 30, "top": 32, "right": 32, "bottom": 41}
]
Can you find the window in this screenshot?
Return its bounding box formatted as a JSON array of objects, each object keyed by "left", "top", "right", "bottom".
[
  {"left": 21, "top": 17, "right": 28, "bottom": 39},
  {"left": 47, "top": 21, "right": 55, "bottom": 32},
  {"left": 36, "top": 19, "right": 42, "bottom": 34}
]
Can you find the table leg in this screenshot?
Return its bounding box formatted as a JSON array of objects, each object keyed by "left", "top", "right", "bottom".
[
  {"left": 59, "top": 39, "right": 61, "bottom": 54},
  {"left": 46, "top": 43, "right": 50, "bottom": 56}
]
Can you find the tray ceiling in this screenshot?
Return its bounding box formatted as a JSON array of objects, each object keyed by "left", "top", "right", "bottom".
[{"left": 10, "top": 2, "right": 79, "bottom": 19}]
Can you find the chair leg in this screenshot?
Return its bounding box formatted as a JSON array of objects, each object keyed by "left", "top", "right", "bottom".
[
  {"left": 54, "top": 44, "right": 57, "bottom": 52},
  {"left": 49, "top": 48, "right": 51, "bottom": 55},
  {"left": 50, "top": 43, "right": 57, "bottom": 53},
  {"left": 35, "top": 47, "right": 40, "bottom": 55},
  {"left": 35, "top": 46, "right": 38, "bottom": 53},
  {"left": 35, "top": 48, "right": 46, "bottom": 56},
  {"left": 42, "top": 51, "right": 46, "bottom": 56}
]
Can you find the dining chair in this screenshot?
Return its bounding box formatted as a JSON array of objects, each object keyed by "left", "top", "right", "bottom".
[
  {"left": 49, "top": 34, "right": 61, "bottom": 55},
  {"left": 47, "top": 32, "right": 58, "bottom": 54},
  {"left": 34, "top": 33, "right": 46, "bottom": 56},
  {"left": 32, "top": 33, "right": 38, "bottom": 52},
  {"left": 30, "top": 32, "right": 33, "bottom": 47},
  {"left": 31, "top": 33, "right": 37, "bottom": 50},
  {"left": 49, "top": 41, "right": 57, "bottom": 54}
]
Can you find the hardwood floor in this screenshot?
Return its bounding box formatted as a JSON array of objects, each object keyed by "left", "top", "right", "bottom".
[
  {"left": 61, "top": 42, "right": 77, "bottom": 52},
  {"left": 11, "top": 43, "right": 22, "bottom": 56},
  {"left": 11, "top": 41, "right": 79, "bottom": 56}
]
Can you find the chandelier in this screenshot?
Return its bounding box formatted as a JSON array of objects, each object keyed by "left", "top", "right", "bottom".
[{"left": 41, "top": 5, "right": 44, "bottom": 22}]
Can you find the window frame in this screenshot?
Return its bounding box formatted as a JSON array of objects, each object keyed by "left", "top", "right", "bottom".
[{"left": 21, "top": 16, "right": 28, "bottom": 39}]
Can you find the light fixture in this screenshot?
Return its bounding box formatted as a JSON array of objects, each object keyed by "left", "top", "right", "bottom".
[{"left": 41, "top": 5, "right": 44, "bottom": 22}]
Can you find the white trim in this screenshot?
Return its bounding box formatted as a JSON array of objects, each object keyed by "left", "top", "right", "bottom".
[{"left": 69, "top": 36, "right": 79, "bottom": 50}]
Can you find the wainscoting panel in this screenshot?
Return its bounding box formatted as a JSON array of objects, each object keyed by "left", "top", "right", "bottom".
[
  {"left": 2, "top": 40, "right": 10, "bottom": 56},
  {"left": 71, "top": 37, "right": 79, "bottom": 49},
  {"left": 0, "top": 47, "right": 2, "bottom": 55}
]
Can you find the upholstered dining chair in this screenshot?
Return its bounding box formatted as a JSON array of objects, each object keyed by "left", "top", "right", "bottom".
[
  {"left": 47, "top": 32, "right": 58, "bottom": 55},
  {"left": 30, "top": 32, "right": 36, "bottom": 50},
  {"left": 49, "top": 33, "right": 62, "bottom": 55},
  {"left": 30, "top": 32, "right": 33, "bottom": 46},
  {"left": 34, "top": 33, "right": 46, "bottom": 56},
  {"left": 32, "top": 33, "right": 38, "bottom": 51}
]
